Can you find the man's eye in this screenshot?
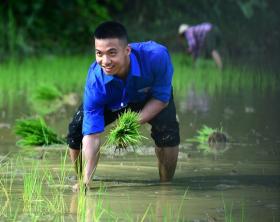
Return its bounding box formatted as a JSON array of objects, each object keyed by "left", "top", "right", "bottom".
[
  {"left": 96, "top": 51, "right": 102, "bottom": 56},
  {"left": 110, "top": 51, "right": 117, "bottom": 56}
]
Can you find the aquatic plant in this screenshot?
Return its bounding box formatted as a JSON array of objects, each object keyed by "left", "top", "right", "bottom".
[
  {"left": 105, "top": 110, "right": 146, "bottom": 152},
  {"left": 14, "top": 117, "right": 65, "bottom": 147}
]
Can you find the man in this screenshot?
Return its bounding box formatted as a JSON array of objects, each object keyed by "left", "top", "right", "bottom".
[
  {"left": 67, "top": 21, "right": 180, "bottom": 191},
  {"left": 178, "top": 22, "right": 223, "bottom": 69}
]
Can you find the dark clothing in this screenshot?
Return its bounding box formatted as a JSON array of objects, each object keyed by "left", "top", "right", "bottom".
[
  {"left": 202, "top": 26, "right": 221, "bottom": 57},
  {"left": 67, "top": 93, "right": 180, "bottom": 149}
]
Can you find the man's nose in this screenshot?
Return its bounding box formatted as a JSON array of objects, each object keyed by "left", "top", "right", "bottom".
[{"left": 103, "top": 55, "right": 111, "bottom": 65}]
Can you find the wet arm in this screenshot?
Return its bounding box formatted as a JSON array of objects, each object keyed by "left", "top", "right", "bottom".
[
  {"left": 82, "top": 133, "right": 101, "bottom": 185},
  {"left": 139, "top": 98, "right": 168, "bottom": 124}
]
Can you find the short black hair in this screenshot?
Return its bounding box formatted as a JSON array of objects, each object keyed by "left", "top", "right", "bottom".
[{"left": 93, "top": 21, "right": 128, "bottom": 44}]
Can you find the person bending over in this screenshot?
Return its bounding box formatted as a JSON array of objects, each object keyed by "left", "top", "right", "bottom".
[{"left": 67, "top": 21, "right": 180, "bottom": 191}]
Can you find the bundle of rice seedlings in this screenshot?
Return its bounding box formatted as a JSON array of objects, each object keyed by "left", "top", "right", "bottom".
[
  {"left": 30, "top": 84, "right": 64, "bottom": 115},
  {"left": 187, "top": 125, "right": 228, "bottom": 155},
  {"left": 105, "top": 110, "right": 146, "bottom": 152},
  {"left": 187, "top": 125, "right": 225, "bottom": 144},
  {"left": 14, "top": 117, "right": 65, "bottom": 147}
]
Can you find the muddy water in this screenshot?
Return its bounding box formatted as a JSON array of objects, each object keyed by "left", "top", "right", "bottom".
[{"left": 0, "top": 73, "right": 280, "bottom": 221}]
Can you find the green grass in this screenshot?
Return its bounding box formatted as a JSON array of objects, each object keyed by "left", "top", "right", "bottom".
[{"left": 172, "top": 53, "right": 278, "bottom": 98}]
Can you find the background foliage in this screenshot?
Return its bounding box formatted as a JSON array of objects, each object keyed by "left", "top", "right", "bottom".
[{"left": 0, "top": 0, "right": 279, "bottom": 60}]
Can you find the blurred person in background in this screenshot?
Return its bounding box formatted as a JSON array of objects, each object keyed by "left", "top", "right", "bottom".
[{"left": 178, "top": 22, "right": 223, "bottom": 69}]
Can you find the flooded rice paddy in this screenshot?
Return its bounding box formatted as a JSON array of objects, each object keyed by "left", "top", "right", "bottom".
[{"left": 0, "top": 57, "right": 279, "bottom": 221}]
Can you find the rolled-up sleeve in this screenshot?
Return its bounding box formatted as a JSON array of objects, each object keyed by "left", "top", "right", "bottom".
[{"left": 151, "top": 49, "right": 173, "bottom": 103}]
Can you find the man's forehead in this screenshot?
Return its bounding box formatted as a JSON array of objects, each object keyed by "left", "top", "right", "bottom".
[{"left": 95, "top": 38, "right": 125, "bottom": 50}]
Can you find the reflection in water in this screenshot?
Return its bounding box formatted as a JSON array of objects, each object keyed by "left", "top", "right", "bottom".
[
  {"left": 69, "top": 186, "right": 106, "bottom": 222},
  {"left": 197, "top": 142, "right": 230, "bottom": 159},
  {"left": 180, "top": 84, "right": 209, "bottom": 114}
]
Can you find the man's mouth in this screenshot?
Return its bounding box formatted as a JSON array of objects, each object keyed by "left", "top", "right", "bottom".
[{"left": 103, "top": 66, "right": 114, "bottom": 73}]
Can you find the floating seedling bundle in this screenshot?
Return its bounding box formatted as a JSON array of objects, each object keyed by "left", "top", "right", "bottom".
[
  {"left": 14, "top": 117, "right": 65, "bottom": 147},
  {"left": 105, "top": 110, "right": 146, "bottom": 152},
  {"left": 187, "top": 125, "right": 228, "bottom": 155},
  {"left": 187, "top": 125, "right": 225, "bottom": 143}
]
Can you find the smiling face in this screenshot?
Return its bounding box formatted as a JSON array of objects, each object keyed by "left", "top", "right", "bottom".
[{"left": 95, "top": 38, "right": 131, "bottom": 79}]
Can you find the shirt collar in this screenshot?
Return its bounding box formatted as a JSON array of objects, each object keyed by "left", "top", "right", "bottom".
[
  {"left": 128, "top": 51, "right": 141, "bottom": 77},
  {"left": 102, "top": 70, "right": 114, "bottom": 84},
  {"left": 99, "top": 51, "right": 141, "bottom": 85}
]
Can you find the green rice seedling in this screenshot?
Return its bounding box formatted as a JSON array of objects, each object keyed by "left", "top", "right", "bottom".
[
  {"left": 105, "top": 109, "right": 146, "bottom": 152},
  {"left": 140, "top": 203, "right": 152, "bottom": 222},
  {"left": 14, "top": 117, "right": 65, "bottom": 147},
  {"left": 76, "top": 184, "right": 107, "bottom": 222},
  {"left": 0, "top": 156, "right": 17, "bottom": 203},
  {"left": 0, "top": 180, "right": 10, "bottom": 218},
  {"left": 42, "top": 166, "right": 67, "bottom": 216},
  {"left": 22, "top": 161, "right": 44, "bottom": 213},
  {"left": 92, "top": 185, "right": 107, "bottom": 221},
  {"left": 56, "top": 150, "right": 69, "bottom": 189},
  {"left": 77, "top": 190, "right": 87, "bottom": 221},
  {"left": 45, "top": 191, "right": 66, "bottom": 216},
  {"left": 222, "top": 194, "right": 246, "bottom": 222}
]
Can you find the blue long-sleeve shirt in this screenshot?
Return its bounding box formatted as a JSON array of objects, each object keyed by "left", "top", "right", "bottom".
[{"left": 83, "top": 41, "right": 174, "bottom": 135}]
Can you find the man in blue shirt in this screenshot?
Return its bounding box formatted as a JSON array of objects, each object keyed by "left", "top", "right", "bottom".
[{"left": 67, "top": 21, "right": 180, "bottom": 191}]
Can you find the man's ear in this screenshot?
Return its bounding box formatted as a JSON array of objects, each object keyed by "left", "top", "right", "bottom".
[{"left": 126, "top": 44, "right": 132, "bottom": 55}]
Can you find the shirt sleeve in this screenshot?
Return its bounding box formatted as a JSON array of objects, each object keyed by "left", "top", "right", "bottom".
[
  {"left": 82, "top": 71, "right": 105, "bottom": 135},
  {"left": 150, "top": 48, "right": 173, "bottom": 103},
  {"left": 185, "top": 29, "right": 198, "bottom": 57}
]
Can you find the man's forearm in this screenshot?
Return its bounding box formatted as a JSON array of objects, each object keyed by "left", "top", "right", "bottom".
[
  {"left": 82, "top": 134, "right": 101, "bottom": 185},
  {"left": 139, "top": 98, "right": 168, "bottom": 124}
]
